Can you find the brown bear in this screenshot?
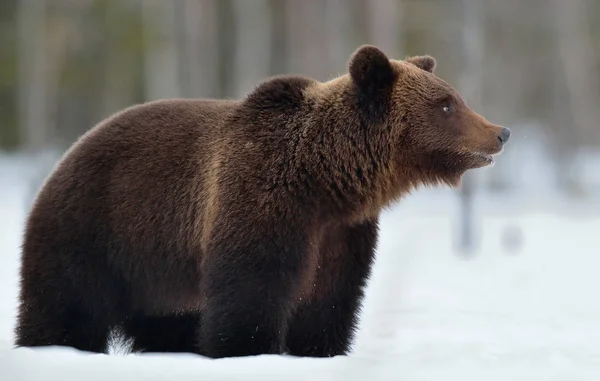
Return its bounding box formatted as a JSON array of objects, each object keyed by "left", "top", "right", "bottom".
[{"left": 14, "top": 45, "right": 510, "bottom": 359}]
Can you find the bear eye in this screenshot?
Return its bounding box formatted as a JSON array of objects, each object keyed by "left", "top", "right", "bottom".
[{"left": 442, "top": 104, "right": 453, "bottom": 114}]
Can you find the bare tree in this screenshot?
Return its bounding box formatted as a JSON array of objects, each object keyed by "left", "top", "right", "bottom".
[
  {"left": 286, "top": 0, "right": 329, "bottom": 80},
  {"left": 323, "top": 0, "right": 354, "bottom": 74},
  {"left": 142, "top": 0, "right": 181, "bottom": 101},
  {"left": 553, "top": 0, "right": 600, "bottom": 194},
  {"left": 101, "top": 1, "right": 135, "bottom": 118},
  {"left": 17, "top": 0, "right": 49, "bottom": 153},
  {"left": 457, "top": 0, "right": 484, "bottom": 256},
  {"left": 17, "top": 0, "right": 66, "bottom": 207},
  {"left": 365, "top": 0, "right": 403, "bottom": 59},
  {"left": 268, "top": 0, "right": 288, "bottom": 76},
  {"left": 176, "top": 0, "right": 219, "bottom": 98},
  {"left": 231, "top": 0, "right": 272, "bottom": 98}
]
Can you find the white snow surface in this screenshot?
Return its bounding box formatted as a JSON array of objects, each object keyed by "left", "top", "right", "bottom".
[{"left": 1, "top": 155, "right": 600, "bottom": 380}]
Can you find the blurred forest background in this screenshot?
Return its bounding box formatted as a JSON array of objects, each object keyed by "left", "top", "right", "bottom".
[
  {"left": 1, "top": 0, "right": 600, "bottom": 199},
  {"left": 4, "top": 2, "right": 600, "bottom": 372}
]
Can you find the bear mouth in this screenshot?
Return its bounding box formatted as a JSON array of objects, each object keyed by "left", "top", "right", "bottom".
[
  {"left": 478, "top": 153, "right": 494, "bottom": 163},
  {"left": 469, "top": 151, "right": 496, "bottom": 166}
]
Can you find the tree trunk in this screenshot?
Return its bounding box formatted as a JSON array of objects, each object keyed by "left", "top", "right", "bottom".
[
  {"left": 17, "top": 0, "right": 49, "bottom": 152},
  {"left": 365, "top": 0, "right": 403, "bottom": 58},
  {"left": 142, "top": 0, "right": 181, "bottom": 101},
  {"left": 324, "top": 0, "right": 354, "bottom": 73},
  {"left": 553, "top": 0, "right": 599, "bottom": 195},
  {"left": 231, "top": 0, "right": 272, "bottom": 98},
  {"left": 286, "top": 0, "right": 329, "bottom": 80},
  {"left": 457, "top": 0, "right": 484, "bottom": 256},
  {"left": 269, "top": 0, "right": 288, "bottom": 75},
  {"left": 101, "top": 2, "right": 134, "bottom": 119},
  {"left": 176, "top": 0, "right": 219, "bottom": 98}
]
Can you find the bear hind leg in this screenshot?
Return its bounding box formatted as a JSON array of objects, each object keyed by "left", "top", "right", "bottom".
[
  {"left": 122, "top": 313, "right": 200, "bottom": 353},
  {"left": 15, "top": 299, "right": 113, "bottom": 353}
]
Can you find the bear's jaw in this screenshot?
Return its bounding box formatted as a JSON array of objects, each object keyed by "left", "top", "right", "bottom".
[
  {"left": 469, "top": 152, "right": 495, "bottom": 167},
  {"left": 444, "top": 147, "right": 505, "bottom": 172},
  {"left": 464, "top": 146, "right": 507, "bottom": 169},
  {"left": 392, "top": 150, "right": 480, "bottom": 191}
]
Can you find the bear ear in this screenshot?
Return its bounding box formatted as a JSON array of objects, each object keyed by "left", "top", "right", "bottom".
[
  {"left": 405, "top": 55, "right": 436, "bottom": 73},
  {"left": 348, "top": 45, "right": 395, "bottom": 90},
  {"left": 348, "top": 45, "right": 396, "bottom": 122}
]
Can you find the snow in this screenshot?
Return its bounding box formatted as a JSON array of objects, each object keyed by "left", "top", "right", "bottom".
[{"left": 1, "top": 154, "right": 600, "bottom": 380}]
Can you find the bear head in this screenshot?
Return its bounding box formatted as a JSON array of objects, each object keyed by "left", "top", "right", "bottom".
[{"left": 348, "top": 45, "right": 510, "bottom": 189}]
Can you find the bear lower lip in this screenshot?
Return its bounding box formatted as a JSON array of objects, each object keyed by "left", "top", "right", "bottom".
[
  {"left": 482, "top": 154, "right": 493, "bottom": 163},
  {"left": 471, "top": 152, "right": 494, "bottom": 164}
]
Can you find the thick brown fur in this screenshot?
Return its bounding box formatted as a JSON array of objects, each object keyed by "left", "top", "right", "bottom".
[{"left": 15, "top": 45, "right": 510, "bottom": 358}]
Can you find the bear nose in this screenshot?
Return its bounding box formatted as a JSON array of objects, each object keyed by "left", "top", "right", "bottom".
[{"left": 498, "top": 127, "right": 511, "bottom": 145}]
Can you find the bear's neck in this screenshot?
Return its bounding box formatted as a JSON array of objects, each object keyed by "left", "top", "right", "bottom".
[{"left": 298, "top": 80, "right": 400, "bottom": 222}]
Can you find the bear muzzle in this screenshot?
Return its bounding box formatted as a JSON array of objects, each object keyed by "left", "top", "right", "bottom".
[{"left": 497, "top": 127, "right": 511, "bottom": 146}]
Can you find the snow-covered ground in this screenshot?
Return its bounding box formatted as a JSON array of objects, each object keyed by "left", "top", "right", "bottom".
[{"left": 1, "top": 154, "right": 600, "bottom": 380}]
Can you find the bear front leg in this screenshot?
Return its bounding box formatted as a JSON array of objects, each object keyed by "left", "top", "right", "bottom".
[
  {"left": 197, "top": 228, "right": 309, "bottom": 359},
  {"left": 286, "top": 218, "right": 378, "bottom": 357}
]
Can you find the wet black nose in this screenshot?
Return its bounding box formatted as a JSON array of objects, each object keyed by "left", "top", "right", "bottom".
[{"left": 498, "top": 127, "right": 511, "bottom": 145}]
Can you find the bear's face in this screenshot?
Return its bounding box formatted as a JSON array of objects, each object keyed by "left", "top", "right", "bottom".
[
  {"left": 392, "top": 58, "right": 508, "bottom": 170},
  {"left": 348, "top": 45, "right": 510, "bottom": 187}
]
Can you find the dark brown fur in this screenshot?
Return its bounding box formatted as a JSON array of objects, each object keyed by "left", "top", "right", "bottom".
[{"left": 15, "top": 45, "right": 510, "bottom": 358}]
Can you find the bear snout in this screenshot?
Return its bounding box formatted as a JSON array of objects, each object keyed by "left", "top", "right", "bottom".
[{"left": 497, "top": 127, "right": 511, "bottom": 146}]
